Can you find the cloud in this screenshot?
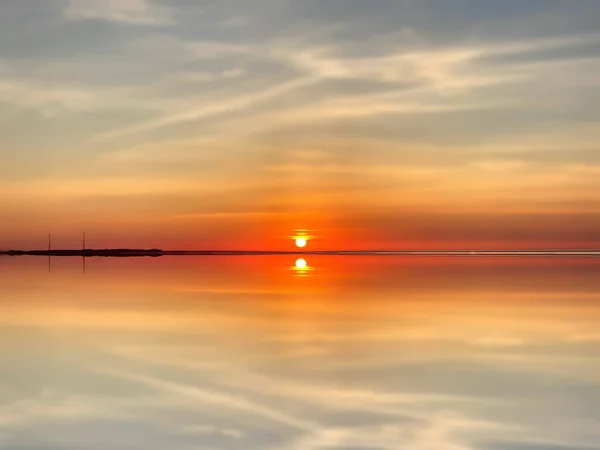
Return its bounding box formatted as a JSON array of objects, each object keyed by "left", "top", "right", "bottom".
[
  {"left": 0, "top": 391, "right": 156, "bottom": 429},
  {"left": 95, "top": 352, "right": 520, "bottom": 450},
  {"left": 0, "top": 76, "right": 132, "bottom": 114},
  {"left": 95, "top": 76, "right": 319, "bottom": 141},
  {"left": 568, "top": 164, "right": 600, "bottom": 175},
  {"left": 99, "top": 368, "right": 320, "bottom": 432},
  {"left": 87, "top": 29, "right": 600, "bottom": 145},
  {"left": 1, "top": 0, "right": 600, "bottom": 247},
  {"left": 471, "top": 160, "right": 526, "bottom": 172},
  {"left": 65, "top": 0, "right": 173, "bottom": 25},
  {"left": 279, "top": 413, "right": 511, "bottom": 450}
]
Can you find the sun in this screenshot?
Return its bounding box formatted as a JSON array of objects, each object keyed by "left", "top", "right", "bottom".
[{"left": 295, "top": 237, "right": 307, "bottom": 248}]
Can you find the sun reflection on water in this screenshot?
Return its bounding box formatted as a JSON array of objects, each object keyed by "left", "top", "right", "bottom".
[{"left": 292, "top": 258, "right": 313, "bottom": 277}]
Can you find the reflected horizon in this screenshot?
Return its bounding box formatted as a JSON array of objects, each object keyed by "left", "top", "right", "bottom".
[{"left": 0, "top": 257, "right": 599, "bottom": 449}]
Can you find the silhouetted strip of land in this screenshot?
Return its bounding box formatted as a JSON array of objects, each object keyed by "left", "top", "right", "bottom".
[
  {"left": 1, "top": 249, "right": 163, "bottom": 257},
  {"left": 1, "top": 249, "right": 600, "bottom": 257}
]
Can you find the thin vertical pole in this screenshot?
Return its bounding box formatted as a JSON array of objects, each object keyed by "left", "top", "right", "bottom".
[
  {"left": 48, "top": 233, "right": 51, "bottom": 272},
  {"left": 82, "top": 232, "right": 86, "bottom": 275}
]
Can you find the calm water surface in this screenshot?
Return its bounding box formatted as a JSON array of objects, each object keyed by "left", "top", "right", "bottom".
[{"left": 0, "top": 256, "right": 599, "bottom": 449}]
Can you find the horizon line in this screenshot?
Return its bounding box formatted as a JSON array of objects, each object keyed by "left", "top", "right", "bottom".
[{"left": 2, "top": 248, "right": 600, "bottom": 258}]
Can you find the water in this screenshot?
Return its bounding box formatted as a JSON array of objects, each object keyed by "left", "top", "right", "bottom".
[{"left": 0, "top": 256, "right": 599, "bottom": 449}]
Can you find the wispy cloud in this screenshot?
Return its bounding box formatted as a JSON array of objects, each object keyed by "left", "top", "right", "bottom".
[
  {"left": 95, "top": 76, "right": 319, "bottom": 141},
  {"left": 89, "top": 31, "right": 600, "bottom": 145},
  {"left": 99, "top": 368, "right": 320, "bottom": 432},
  {"left": 1, "top": 0, "right": 599, "bottom": 247},
  {"left": 65, "top": 0, "right": 174, "bottom": 25}
]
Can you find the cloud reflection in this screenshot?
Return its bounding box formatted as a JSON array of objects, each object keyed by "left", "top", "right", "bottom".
[{"left": 0, "top": 257, "right": 599, "bottom": 449}]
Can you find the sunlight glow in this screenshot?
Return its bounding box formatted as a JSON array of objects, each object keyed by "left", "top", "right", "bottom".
[
  {"left": 295, "top": 237, "right": 307, "bottom": 248},
  {"left": 295, "top": 258, "right": 307, "bottom": 269}
]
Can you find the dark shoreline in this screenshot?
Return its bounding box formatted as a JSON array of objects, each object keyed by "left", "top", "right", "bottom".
[{"left": 2, "top": 249, "right": 600, "bottom": 257}]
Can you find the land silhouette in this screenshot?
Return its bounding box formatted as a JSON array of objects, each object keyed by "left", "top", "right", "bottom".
[{"left": 2, "top": 249, "right": 163, "bottom": 257}]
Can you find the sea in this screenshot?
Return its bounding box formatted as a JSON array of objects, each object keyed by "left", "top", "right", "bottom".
[{"left": 0, "top": 255, "right": 599, "bottom": 449}]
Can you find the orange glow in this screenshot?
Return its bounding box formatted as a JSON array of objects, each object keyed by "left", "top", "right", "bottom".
[
  {"left": 292, "top": 257, "right": 314, "bottom": 277},
  {"left": 295, "top": 237, "right": 307, "bottom": 248},
  {"left": 291, "top": 228, "right": 315, "bottom": 249}
]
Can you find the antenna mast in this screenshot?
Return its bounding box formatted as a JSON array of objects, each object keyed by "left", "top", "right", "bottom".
[
  {"left": 48, "top": 233, "right": 52, "bottom": 273},
  {"left": 82, "top": 232, "right": 87, "bottom": 275}
]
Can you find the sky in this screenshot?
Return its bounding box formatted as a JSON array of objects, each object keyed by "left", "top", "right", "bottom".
[{"left": 1, "top": 0, "right": 599, "bottom": 250}]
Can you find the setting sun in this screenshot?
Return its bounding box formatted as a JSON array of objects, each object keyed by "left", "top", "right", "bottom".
[{"left": 295, "top": 237, "right": 307, "bottom": 248}]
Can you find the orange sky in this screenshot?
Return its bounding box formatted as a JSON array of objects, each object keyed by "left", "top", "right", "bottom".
[{"left": 1, "top": 1, "right": 599, "bottom": 250}]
